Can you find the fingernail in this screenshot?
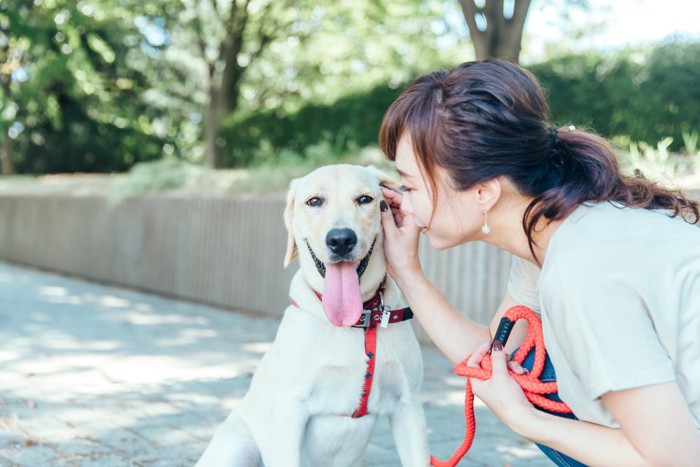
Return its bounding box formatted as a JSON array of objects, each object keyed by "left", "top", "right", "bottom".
[
  {"left": 491, "top": 341, "right": 503, "bottom": 352},
  {"left": 380, "top": 200, "right": 388, "bottom": 212}
]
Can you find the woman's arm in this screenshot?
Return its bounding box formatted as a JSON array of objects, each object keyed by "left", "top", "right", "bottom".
[
  {"left": 391, "top": 267, "right": 489, "bottom": 364},
  {"left": 379, "top": 189, "right": 486, "bottom": 362},
  {"left": 472, "top": 343, "right": 700, "bottom": 466},
  {"left": 379, "top": 188, "right": 527, "bottom": 363}
]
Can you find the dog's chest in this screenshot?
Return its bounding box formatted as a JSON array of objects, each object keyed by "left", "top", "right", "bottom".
[{"left": 305, "top": 334, "right": 415, "bottom": 417}]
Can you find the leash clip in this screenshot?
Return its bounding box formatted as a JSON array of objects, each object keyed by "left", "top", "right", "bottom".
[{"left": 378, "top": 291, "right": 391, "bottom": 328}]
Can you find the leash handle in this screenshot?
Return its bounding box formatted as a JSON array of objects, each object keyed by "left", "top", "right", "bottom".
[
  {"left": 430, "top": 305, "right": 572, "bottom": 467},
  {"left": 489, "top": 316, "right": 515, "bottom": 354}
]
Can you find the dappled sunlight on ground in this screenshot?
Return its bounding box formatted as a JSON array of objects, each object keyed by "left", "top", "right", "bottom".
[
  {"left": 0, "top": 262, "right": 549, "bottom": 466},
  {"left": 0, "top": 262, "right": 278, "bottom": 465}
]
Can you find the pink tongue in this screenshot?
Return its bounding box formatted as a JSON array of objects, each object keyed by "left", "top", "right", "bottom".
[{"left": 322, "top": 262, "right": 363, "bottom": 326}]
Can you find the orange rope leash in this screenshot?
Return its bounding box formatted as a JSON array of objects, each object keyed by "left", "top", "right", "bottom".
[{"left": 430, "top": 305, "right": 572, "bottom": 467}]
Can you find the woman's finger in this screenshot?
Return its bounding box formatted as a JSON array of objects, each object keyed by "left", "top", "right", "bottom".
[
  {"left": 381, "top": 186, "right": 403, "bottom": 208},
  {"left": 381, "top": 188, "right": 407, "bottom": 228},
  {"left": 391, "top": 207, "right": 404, "bottom": 228},
  {"left": 467, "top": 341, "right": 491, "bottom": 368},
  {"left": 379, "top": 200, "right": 398, "bottom": 236},
  {"left": 489, "top": 341, "right": 509, "bottom": 379},
  {"left": 507, "top": 360, "right": 528, "bottom": 375}
]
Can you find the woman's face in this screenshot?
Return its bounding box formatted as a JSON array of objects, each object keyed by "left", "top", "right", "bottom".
[{"left": 394, "top": 133, "right": 483, "bottom": 249}]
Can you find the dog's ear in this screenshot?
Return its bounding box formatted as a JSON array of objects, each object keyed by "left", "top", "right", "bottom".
[
  {"left": 366, "top": 165, "right": 402, "bottom": 192},
  {"left": 283, "top": 178, "right": 299, "bottom": 268}
]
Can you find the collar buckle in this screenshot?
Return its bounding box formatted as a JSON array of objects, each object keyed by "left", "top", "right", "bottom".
[{"left": 354, "top": 310, "right": 373, "bottom": 328}]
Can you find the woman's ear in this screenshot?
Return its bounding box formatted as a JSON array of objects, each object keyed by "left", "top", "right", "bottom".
[
  {"left": 283, "top": 179, "right": 299, "bottom": 268},
  {"left": 476, "top": 177, "right": 502, "bottom": 211}
]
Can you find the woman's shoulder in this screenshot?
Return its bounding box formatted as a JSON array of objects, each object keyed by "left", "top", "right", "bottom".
[
  {"left": 545, "top": 202, "right": 699, "bottom": 279},
  {"left": 557, "top": 201, "right": 698, "bottom": 246}
]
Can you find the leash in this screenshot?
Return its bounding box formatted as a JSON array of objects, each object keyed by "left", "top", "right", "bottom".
[
  {"left": 290, "top": 280, "right": 413, "bottom": 419},
  {"left": 430, "top": 305, "right": 572, "bottom": 467}
]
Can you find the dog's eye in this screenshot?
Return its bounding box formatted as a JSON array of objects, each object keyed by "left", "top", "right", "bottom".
[
  {"left": 356, "top": 195, "right": 373, "bottom": 205},
  {"left": 306, "top": 197, "right": 323, "bottom": 207}
]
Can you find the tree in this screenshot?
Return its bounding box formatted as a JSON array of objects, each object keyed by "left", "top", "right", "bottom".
[
  {"left": 162, "top": 0, "right": 316, "bottom": 169},
  {"left": 457, "top": 0, "right": 587, "bottom": 63},
  {"left": 458, "top": 0, "right": 531, "bottom": 62},
  {"left": 0, "top": 0, "right": 173, "bottom": 174},
  {"left": 167, "top": 0, "right": 470, "bottom": 168}
]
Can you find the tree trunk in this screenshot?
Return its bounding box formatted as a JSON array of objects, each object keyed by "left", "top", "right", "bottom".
[
  {"left": 204, "top": 82, "right": 223, "bottom": 169},
  {"left": 0, "top": 134, "right": 14, "bottom": 175},
  {"left": 459, "top": 0, "right": 532, "bottom": 63},
  {"left": 201, "top": 1, "right": 248, "bottom": 169}
]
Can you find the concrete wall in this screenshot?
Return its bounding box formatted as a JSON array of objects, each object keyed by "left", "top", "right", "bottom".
[{"left": 0, "top": 192, "right": 512, "bottom": 343}]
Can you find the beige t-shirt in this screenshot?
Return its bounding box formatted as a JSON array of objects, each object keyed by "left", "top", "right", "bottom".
[{"left": 507, "top": 202, "right": 700, "bottom": 429}]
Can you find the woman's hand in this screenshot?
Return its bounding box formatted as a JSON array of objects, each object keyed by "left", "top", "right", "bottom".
[
  {"left": 467, "top": 341, "right": 534, "bottom": 427},
  {"left": 379, "top": 187, "right": 422, "bottom": 284}
]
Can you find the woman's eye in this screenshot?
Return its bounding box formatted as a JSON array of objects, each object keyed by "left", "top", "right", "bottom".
[
  {"left": 399, "top": 186, "right": 413, "bottom": 193},
  {"left": 356, "top": 195, "right": 373, "bottom": 205},
  {"left": 306, "top": 197, "right": 323, "bottom": 207}
]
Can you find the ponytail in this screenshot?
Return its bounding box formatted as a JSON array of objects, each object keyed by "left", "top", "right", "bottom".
[
  {"left": 523, "top": 128, "right": 698, "bottom": 262},
  {"left": 379, "top": 59, "right": 699, "bottom": 263}
]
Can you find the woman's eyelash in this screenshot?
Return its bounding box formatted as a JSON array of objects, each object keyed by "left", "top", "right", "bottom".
[{"left": 399, "top": 186, "right": 413, "bottom": 192}]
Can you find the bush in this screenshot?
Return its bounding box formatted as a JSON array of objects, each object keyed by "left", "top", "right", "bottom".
[
  {"left": 219, "top": 84, "right": 404, "bottom": 167},
  {"left": 221, "top": 41, "right": 700, "bottom": 167},
  {"left": 530, "top": 42, "right": 700, "bottom": 152}
]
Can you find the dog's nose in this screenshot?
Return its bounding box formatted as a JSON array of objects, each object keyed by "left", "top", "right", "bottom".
[{"left": 326, "top": 228, "right": 357, "bottom": 257}]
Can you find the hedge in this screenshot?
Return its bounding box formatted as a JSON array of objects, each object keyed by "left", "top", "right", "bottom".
[{"left": 221, "top": 41, "right": 700, "bottom": 167}]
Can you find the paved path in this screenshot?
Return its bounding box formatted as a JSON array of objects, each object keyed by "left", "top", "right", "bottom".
[{"left": 0, "top": 261, "right": 549, "bottom": 466}]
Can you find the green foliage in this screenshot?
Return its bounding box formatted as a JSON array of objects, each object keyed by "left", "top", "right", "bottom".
[
  {"left": 221, "top": 41, "right": 700, "bottom": 168},
  {"left": 108, "top": 143, "right": 395, "bottom": 197},
  {"left": 3, "top": 0, "right": 698, "bottom": 175},
  {"left": 110, "top": 156, "right": 211, "bottom": 200},
  {"left": 530, "top": 42, "right": 700, "bottom": 153},
  {"left": 3, "top": 0, "right": 469, "bottom": 174},
  {"left": 682, "top": 130, "right": 699, "bottom": 156},
  {"left": 1, "top": 0, "right": 175, "bottom": 173},
  {"left": 220, "top": 84, "right": 404, "bottom": 167}
]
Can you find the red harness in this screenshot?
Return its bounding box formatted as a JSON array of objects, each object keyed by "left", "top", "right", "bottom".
[{"left": 290, "top": 282, "right": 413, "bottom": 418}]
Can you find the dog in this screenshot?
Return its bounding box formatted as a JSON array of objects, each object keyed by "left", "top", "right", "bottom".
[{"left": 195, "top": 164, "right": 429, "bottom": 466}]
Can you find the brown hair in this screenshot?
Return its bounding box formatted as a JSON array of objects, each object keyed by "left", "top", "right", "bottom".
[{"left": 379, "top": 59, "right": 699, "bottom": 261}]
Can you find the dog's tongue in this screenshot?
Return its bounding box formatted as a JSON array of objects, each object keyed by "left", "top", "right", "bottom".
[{"left": 322, "top": 262, "right": 363, "bottom": 327}]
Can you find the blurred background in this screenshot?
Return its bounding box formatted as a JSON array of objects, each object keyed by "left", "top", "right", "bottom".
[
  {"left": 1, "top": 4, "right": 698, "bottom": 464},
  {"left": 1, "top": 0, "right": 698, "bottom": 190},
  {"left": 0, "top": 0, "right": 699, "bottom": 322}
]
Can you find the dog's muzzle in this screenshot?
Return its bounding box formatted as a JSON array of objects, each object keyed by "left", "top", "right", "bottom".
[{"left": 306, "top": 237, "right": 376, "bottom": 279}]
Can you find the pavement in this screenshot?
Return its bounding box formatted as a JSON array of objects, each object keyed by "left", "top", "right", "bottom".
[{"left": 0, "top": 261, "right": 550, "bottom": 466}]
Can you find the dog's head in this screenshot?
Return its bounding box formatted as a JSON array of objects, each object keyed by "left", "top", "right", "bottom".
[{"left": 284, "top": 164, "right": 401, "bottom": 326}]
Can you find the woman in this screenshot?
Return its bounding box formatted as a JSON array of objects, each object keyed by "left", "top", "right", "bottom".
[{"left": 377, "top": 59, "right": 700, "bottom": 466}]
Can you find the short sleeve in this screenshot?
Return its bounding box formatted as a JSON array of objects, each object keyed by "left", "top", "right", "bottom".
[
  {"left": 507, "top": 256, "right": 541, "bottom": 312},
  {"left": 542, "top": 267, "right": 676, "bottom": 400}
]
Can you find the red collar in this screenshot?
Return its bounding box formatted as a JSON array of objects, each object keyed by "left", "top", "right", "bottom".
[{"left": 293, "top": 277, "right": 413, "bottom": 328}]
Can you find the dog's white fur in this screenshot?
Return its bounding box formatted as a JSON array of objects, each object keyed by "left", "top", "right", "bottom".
[{"left": 195, "top": 164, "right": 429, "bottom": 467}]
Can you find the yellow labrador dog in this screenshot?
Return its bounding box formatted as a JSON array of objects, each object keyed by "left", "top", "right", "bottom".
[{"left": 195, "top": 164, "right": 429, "bottom": 466}]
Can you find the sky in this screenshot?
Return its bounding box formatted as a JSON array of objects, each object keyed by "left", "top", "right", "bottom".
[{"left": 524, "top": 0, "right": 700, "bottom": 60}]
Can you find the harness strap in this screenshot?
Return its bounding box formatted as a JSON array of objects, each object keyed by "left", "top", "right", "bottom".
[
  {"left": 430, "top": 305, "right": 573, "bottom": 467},
  {"left": 289, "top": 281, "right": 413, "bottom": 419},
  {"left": 351, "top": 321, "right": 378, "bottom": 418}
]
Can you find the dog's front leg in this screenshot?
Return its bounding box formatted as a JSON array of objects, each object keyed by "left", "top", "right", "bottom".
[
  {"left": 265, "top": 399, "right": 308, "bottom": 467},
  {"left": 389, "top": 399, "right": 431, "bottom": 467}
]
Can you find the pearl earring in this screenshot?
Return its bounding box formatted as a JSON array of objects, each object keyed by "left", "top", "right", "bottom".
[{"left": 481, "top": 208, "right": 491, "bottom": 234}]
